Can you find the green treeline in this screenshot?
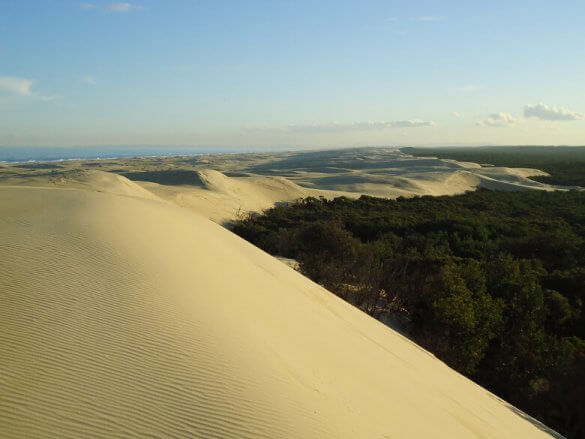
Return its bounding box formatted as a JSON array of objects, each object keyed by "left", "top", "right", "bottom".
[
  {"left": 232, "top": 190, "right": 585, "bottom": 438},
  {"left": 403, "top": 146, "right": 585, "bottom": 187}
]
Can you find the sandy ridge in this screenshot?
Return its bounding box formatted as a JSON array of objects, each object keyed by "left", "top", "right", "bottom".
[
  {"left": 1, "top": 148, "right": 575, "bottom": 223},
  {"left": 0, "top": 172, "right": 562, "bottom": 437}
]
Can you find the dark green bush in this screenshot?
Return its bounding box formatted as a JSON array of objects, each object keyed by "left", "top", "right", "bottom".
[{"left": 232, "top": 189, "right": 585, "bottom": 438}]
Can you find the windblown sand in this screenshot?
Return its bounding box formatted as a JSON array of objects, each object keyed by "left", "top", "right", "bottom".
[
  {"left": 0, "top": 147, "right": 568, "bottom": 223},
  {"left": 0, "top": 148, "right": 566, "bottom": 437}
]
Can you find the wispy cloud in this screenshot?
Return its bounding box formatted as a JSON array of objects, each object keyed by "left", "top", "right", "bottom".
[
  {"left": 82, "top": 2, "right": 143, "bottom": 12},
  {"left": 107, "top": 2, "right": 142, "bottom": 12},
  {"left": 386, "top": 119, "right": 435, "bottom": 128},
  {"left": 269, "top": 120, "right": 436, "bottom": 133},
  {"left": 478, "top": 112, "right": 518, "bottom": 127},
  {"left": 0, "top": 76, "right": 35, "bottom": 96},
  {"left": 81, "top": 75, "right": 97, "bottom": 85},
  {"left": 524, "top": 103, "right": 582, "bottom": 121},
  {"left": 414, "top": 16, "right": 443, "bottom": 22},
  {"left": 0, "top": 76, "right": 55, "bottom": 101}
]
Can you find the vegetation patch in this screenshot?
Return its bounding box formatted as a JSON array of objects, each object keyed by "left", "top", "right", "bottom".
[
  {"left": 403, "top": 146, "right": 585, "bottom": 187},
  {"left": 233, "top": 190, "right": 585, "bottom": 438}
]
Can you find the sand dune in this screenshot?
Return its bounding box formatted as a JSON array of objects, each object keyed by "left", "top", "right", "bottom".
[
  {"left": 121, "top": 149, "right": 571, "bottom": 222},
  {"left": 0, "top": 175, "right": 562, "bottom": 438},
  {"left": 0, "top": 168, "right": 163, "bottom": 201},
  {"left": 1, "top": 148, "right": 574, "bottom": 223},
  {"left": 125, "top": 169, "right": 350, "bottom": 223}
]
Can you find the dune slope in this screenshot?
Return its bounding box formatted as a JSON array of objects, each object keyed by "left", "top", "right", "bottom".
[{"left": 0, "top": 182, "right": 561, "bottom": 438}]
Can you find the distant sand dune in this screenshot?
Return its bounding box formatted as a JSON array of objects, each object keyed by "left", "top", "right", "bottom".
[
  {"left": 135, "top": 169, "right": 350, "bottom": 223},
  {"left": 121, "top": 149, "right": 567, "bottom": 221},
  {"left": 1, "top": 148, "right": 574, "bottom": 223},
  {"left": 0, "top": 179, "right": 562, "bottom": 437}
]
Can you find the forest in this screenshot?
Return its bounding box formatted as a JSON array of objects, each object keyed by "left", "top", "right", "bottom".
[
  {"left": 232, "top": 189, "right": 585, "bottom": 439},
  {"left": 403, "top": 146, "right": 585, "bottom": 187}
]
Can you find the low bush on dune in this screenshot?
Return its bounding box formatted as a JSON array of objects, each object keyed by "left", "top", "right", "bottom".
[
  {"left": 403, "top": 145, "right": 585, "bottom": 187},
  {"left": 232, "top": 190, "right": 585, "bottom": 439}
]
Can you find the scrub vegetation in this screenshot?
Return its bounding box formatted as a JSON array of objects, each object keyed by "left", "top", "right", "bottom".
[
  {"left": 403, "top": 146, "right": 585, "bottom": 187},
  {"left": 233, "top": 189, "right": 585, "bottom": 438}
]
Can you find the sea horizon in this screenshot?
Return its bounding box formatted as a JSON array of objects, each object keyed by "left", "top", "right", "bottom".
[
  {"left": 0, "top": 145, "right": 294, "bottom": 163},
  {"left": 3, "top": 144, "right": 584, "bottom": 164}
]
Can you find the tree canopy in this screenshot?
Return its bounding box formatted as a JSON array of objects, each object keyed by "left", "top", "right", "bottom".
[{"left": 233, "top": 189, "right": 585, "bottom": 439}]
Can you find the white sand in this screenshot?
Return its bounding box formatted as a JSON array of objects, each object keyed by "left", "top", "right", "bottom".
[
  {"left": 139, "top": 169, "right": 350, "bottom": 223},
  {"left": 0, "top": 164, "right": 562, "bottom": 438},
  {"left": 1, "top": 147, "right": 571, "bottom": 224}
]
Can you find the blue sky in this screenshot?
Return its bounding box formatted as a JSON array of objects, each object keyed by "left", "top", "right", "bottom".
[{"left": 1, "top": 0, "right": 584, "bottom": 148}]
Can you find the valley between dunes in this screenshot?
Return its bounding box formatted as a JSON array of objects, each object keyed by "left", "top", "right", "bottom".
[{"left": 0, "top": 148, "right": 566, "bottom": 438}]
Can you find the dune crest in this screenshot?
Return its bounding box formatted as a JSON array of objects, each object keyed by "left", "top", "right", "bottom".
[
  {"left": 0, "top": 169, "right": 162, "bottom": 201},
  {"left": 137, "top": 169, "right": 348, "bottom": 223},
  {"left": 119, "top": 149, "right": 571, "bottom": 221},
  {"left": 1, "top": 148, "right": 574, "bottom": 223},
  {"left": 0, "top": 177, "right": 561, "bottom": 438}
]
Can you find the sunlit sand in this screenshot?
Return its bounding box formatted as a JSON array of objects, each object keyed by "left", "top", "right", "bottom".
[{"left": 0, "top": 148, "right": 563, "bottom": 437}]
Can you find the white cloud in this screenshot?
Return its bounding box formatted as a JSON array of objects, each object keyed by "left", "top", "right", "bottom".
[
  {"left": 107, "top": 2, "right": 142, "bottom": 12},
  {"left": 82, "top": 75, "right": 97, "bottom": 85},
  {"left": 82, "top": 2, "right": 143, "bottom": 12},
  {"left": 284, "top": 119, "right": 436, "bottom": 133},
  {"left": 0, "top": 76, "right": 35, "bottom": 96},
  {"left": 478, "top": 112, "right": 518, "bottom": 127},
  {"left": 414, "top": 16, "right": 443, "bottom": 22},
  {"left": 524, "top": 103, "right": 582, "bottom": 121},
  {"left": 0, "top": 76, "right": 55, "bottom": 101},
  {"left": 452, "top": 112, "right": 462, "bottom": 118},
  {"left": 389, "top": 119, "right": 435, "bottom": 128}
]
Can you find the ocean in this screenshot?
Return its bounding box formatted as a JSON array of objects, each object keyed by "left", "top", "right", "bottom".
[{"left": 0, "top": 146, "right": 273, "bottom": 163}]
